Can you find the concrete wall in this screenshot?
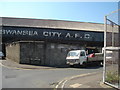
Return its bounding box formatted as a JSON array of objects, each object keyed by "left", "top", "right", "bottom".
[
  {"left": 6, "top": 41, "right": 102, "bottom": 67},
  {"left": 6, "top": 41, "right": 85, "bottom": 67},
  {"left": 45, "top": 43, "right": 83, "bottom": 66},
  {"left": 6, "top": 42, "right": 20, "bottom": 63},
  {"left": 19, "top": 41, "right": 84, "bottom": 67}
]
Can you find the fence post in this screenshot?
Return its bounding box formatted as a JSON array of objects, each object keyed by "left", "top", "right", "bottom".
[{"left": 103, "top": 16, "right": 107, "bottom": 83}]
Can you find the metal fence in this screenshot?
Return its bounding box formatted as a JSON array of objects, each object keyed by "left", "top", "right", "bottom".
[{"left": 104, "top": 9, "right": 120, "bottom": 89}]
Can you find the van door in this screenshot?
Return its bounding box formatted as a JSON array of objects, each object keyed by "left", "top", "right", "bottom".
[{"left": 80, "top": 51, "right": 87, "bottom": 65}]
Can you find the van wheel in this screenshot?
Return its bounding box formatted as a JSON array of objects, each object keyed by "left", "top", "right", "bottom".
[
  {"left": 82, "top": 62, "right": 87, "bottom": 68},
  {"left": 70, "top": 65, "right": 74, "bottom": 67}
]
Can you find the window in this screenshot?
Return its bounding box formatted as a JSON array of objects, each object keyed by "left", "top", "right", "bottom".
[{"left": 80, "top": 52, "right": 85, "bottom": 56}]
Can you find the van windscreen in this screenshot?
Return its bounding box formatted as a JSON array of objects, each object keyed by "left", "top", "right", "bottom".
[{"left": 67, "top": 51, "right": 79, "bottom": 57}]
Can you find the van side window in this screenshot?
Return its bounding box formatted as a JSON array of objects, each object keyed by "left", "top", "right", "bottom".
[{"left": 80, "top": 52, "right": 85, "bottom": 56}]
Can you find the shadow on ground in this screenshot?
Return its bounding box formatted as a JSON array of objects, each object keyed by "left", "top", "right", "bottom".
[
  {"left": 69, "top": 62, "right": 103, "bottom": 69},
  {"left": 25, "top": 62, "right": 103, "bottom": 69}
]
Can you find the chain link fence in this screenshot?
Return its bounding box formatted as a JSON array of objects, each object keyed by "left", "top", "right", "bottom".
[{"left": 104, "top": 9, "right": 120, "bottom": 89}]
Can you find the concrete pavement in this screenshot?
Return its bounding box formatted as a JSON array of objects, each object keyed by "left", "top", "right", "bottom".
[
  {"left": 63, "top": 72, "right": 115, "bottom": 89},
  {"left": 55, "top": 71, "right": 116, "bottom": 89}
]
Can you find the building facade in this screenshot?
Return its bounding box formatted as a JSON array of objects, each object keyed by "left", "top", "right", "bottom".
[{"left": 0, "top": 17, "right": 104, "bottom": 66}]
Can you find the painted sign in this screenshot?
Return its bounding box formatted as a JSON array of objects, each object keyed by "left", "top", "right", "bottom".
[{"left": 2, "top": 26, "right": 104, "bottom": 42}]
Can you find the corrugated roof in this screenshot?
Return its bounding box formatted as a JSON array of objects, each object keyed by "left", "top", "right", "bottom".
[{"left": 1, "top": 17, "right": 104, "bottom": 32}]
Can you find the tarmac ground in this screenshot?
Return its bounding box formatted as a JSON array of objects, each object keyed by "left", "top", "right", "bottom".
[{"left": 0, "top": 59, "right": 118, "bottom": 90}]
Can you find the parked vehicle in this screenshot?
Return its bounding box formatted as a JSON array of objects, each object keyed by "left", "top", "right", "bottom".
[
  {"left": 66, "top": 50, "right": 103, "bottom": 67},
  {"left": 0, "top": 51, "right": 4, "bottom": 59}
]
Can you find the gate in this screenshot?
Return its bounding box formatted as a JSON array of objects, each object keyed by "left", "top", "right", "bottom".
[
  {"left": 20, "top": 41, "right": 45, "bottom": 65},
  {"left": 104, "top": 9, "right": 120, "bottom": 89},
  {"left": 29, "top": 42, "right": 45, "bottom": 65}
]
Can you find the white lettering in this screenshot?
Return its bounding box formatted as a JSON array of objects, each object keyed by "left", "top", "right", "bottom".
[
  {"left": 34, "top": 31, "right": 38, "bottom": 35},
  {"left": 65, "top": 33, "right": 71, "bottom": 38},
  {"left": 84, "top": 34, "right": 90, "bottom": 39},
  {"left": 75, "top": 33, "right": 80, "bottom": 38},
  {"left": 28, "top": 31, "right": 33, "bottom": 36},
  {"left": 57, "top": 32, "right": 61, "bottom": 37},
  {"left": 52, "top": 32, "right": 56, "bottom": 37},
  {"left": 2, "top": 30, "right": 38, "bottom": 36},
  {"left": 6, "top": 30, "right": 12, "bottom": 35},
  {"left": 43, "top": 32, "right": 48, "bottom": 36},
  {"left": 17, "top": 30, "right": 23, "bottom": 35},
  {"left": 12, "top": 30, "right": 17, "bottom": 35},
  {"left": 43, "top": 31, "right": 61, "bottom": 37},
  {"left": 23, "top": 31, "right": 27, "bottom": 35}
]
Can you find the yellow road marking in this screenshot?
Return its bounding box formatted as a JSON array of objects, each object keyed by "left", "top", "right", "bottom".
[
  {"left": 55, "top": 72, "right": 98, "bottom": 89},
  {"left": 70, "top": 83, "right": 82, "bottom": 88}
]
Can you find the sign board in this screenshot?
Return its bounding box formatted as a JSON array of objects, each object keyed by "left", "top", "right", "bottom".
[{"left": 2, "top": 26, "right": 104, "bottom": 42}]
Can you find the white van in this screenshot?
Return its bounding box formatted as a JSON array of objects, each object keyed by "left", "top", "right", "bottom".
[
  {"left": 66, "top": 50, "right": 103, "bottom": 66},
  {"left": 66, "top": 50, "right": 87, "bottom": 66}
]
